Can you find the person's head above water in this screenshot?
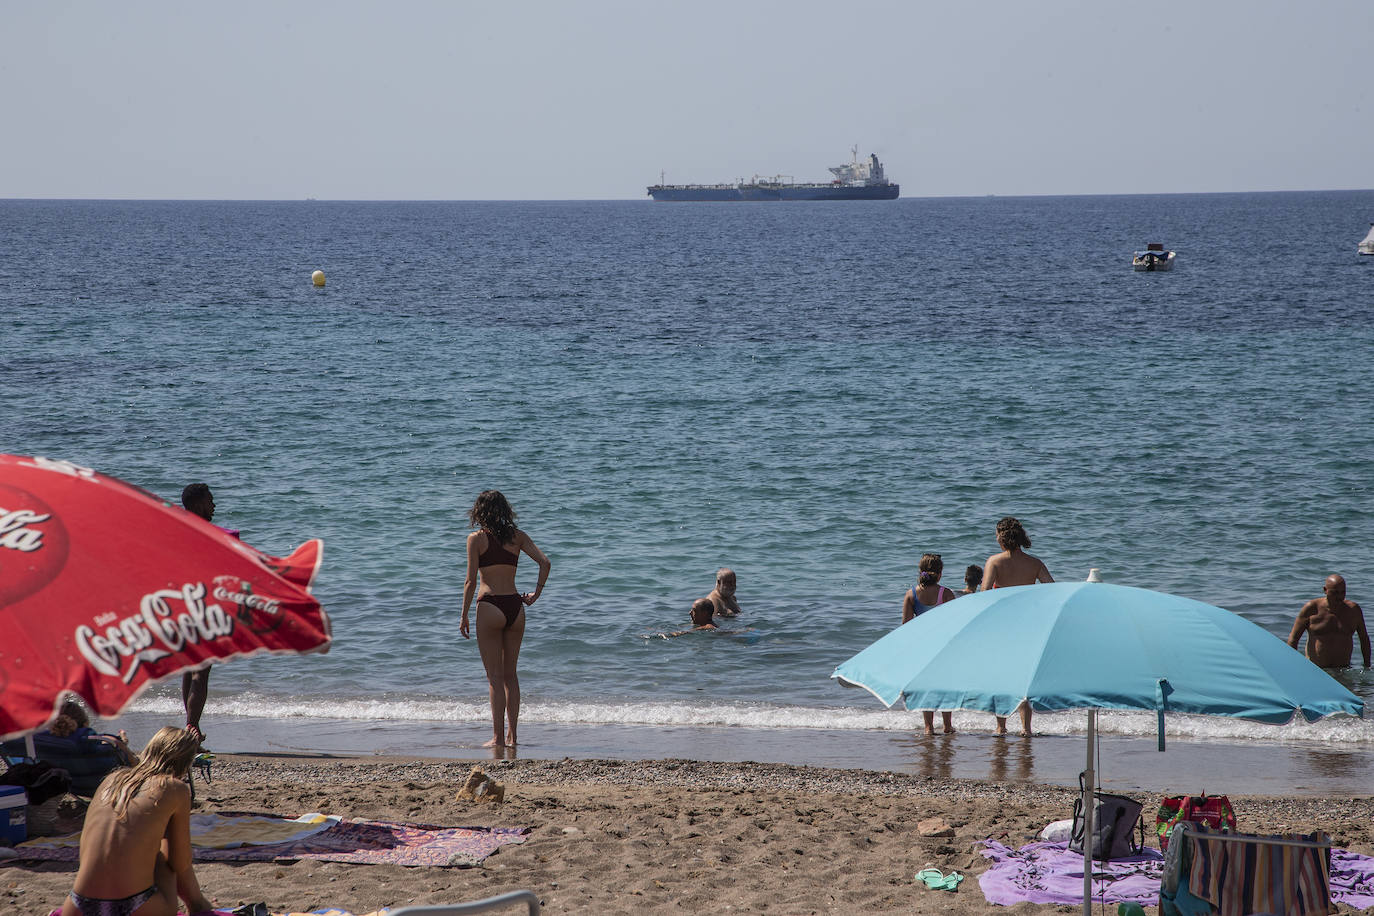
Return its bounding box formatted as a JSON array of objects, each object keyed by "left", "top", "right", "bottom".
[
  {"left": 469, "top": 489, "right": 518, "bottom": 543},
  {"left": 995, "top": 516, "right": 1031, "bottom": 552},
  {"left": 1325, "top": 574, "right": 1348, "bottom": 602},
  {"left": 964, "top": 564, "right": 983, "bottom": 590},
  {"left": 181, "top": 482, "right": 214, "bottom": 521},
  {"left": 917, "top": 553, "right": 943, "bottom": 587},
  {"left": 715, "top": 568, "right": 736, "bottom": 596},
  {"left": 690, "top": 597, "right": 716, "bottom": 626}
]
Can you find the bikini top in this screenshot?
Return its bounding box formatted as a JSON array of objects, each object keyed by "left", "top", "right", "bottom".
[
  {"left": 909, "top": 584, "right": 955, "bottom": 612},
  {"left": 478, "top": 531, "right": 519, "bottom": 568}
]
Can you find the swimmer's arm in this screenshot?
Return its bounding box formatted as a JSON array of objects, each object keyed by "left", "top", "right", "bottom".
[
  {"left": 517, "top": 531, "right": 551, "bottom": 604},
  {"left": 901, "top": 588, "right": 916, "bottom": 624},
  {"left": 461, "top": 533, "right": 479, "bottom": 637},
  {"left": 980, "top": 555, "right": 1000, "bottom": 590},
  {"left": 1287, "top": 601, "right": 1315, "bottom": 650},
  {"left": 1355, "top": 603, "right": 1370, "bottom": 668},
  {"left": 1036, "top": 559, "right": 1054, "bottom": 584},
  {"left": 164, "top": 781, "right": 212, "bottom": 911}
]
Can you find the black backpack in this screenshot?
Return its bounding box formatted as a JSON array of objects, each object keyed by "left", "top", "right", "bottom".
[{"left": 0, "top": 760, "right": 73, "bottom": 806}]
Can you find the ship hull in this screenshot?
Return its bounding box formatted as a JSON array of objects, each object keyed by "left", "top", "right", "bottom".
[
  {"left": 649, "top": 183, "right": 898, "bottom": 201},
  {"left": 646, "top": 186, "right": 742, "bottom": 201},
  {"left": 740, "top": 184, "right": 899, "bottom": 201}
]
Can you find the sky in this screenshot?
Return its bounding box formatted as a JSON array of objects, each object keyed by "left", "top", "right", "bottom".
[{"left": 3, "top": 1, "right": 1371, "bottom": 200}]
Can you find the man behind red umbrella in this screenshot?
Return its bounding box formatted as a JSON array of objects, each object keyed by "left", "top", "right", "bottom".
[{"left": 179, "top": 482, "right": 237, "bottom": 747}]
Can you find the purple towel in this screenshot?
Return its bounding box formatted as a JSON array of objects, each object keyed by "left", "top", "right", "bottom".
[
  {"left": 978, "top": 840, "right": 1374, "bottom": 910},
  {"left": 978, "top": 840, "right": 1165, "bottom": 907}
]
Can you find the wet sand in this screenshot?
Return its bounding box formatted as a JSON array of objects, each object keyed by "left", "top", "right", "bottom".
[{"left": 7, "top": 754, "right": 1374, "bottom": 915}]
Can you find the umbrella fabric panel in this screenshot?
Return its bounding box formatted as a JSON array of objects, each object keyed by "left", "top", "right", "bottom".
[{"left": 0, "top": 454, "right": 331, "bottom": 740}]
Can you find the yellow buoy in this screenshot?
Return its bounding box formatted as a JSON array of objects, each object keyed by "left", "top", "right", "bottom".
[{"left": 311, "top": 269, "right": 326, "bottom": 287}]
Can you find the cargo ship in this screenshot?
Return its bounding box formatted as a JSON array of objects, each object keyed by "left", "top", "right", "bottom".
[{"left": 647, "top": 148, "right": 899, "bottom": 201}]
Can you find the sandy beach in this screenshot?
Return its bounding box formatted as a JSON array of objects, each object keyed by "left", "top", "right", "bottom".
[{"left": 7, "top": 754, "right": 1374, "bottom": 916}]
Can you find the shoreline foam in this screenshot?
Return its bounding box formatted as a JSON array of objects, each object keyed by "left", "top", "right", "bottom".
[{"left": 104, "top": 709, "right": 1374, "bottom": 796}]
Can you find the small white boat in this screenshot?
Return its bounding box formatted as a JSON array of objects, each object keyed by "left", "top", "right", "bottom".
[
  {"left": 1358, "top": 223, "right": 1374, "bottom": 256},
  {"left": 1132, "top": 243, "right": 1175, "bottom": 271}
]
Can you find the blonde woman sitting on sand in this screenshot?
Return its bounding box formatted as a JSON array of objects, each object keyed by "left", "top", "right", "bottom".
[
  {"left": 61, "top": 726, "right": 213, "bottom": 916},
  {"left": 983, "top": 516, "right": 1054, "bottom": 736},
  {"left": 902, "top": 552, "right": 957, "bottom": 736}
]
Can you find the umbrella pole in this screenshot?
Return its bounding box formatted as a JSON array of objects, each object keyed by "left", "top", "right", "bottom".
[{"left": 1082, "top": 708, "right": 1096, "bottom": 916}]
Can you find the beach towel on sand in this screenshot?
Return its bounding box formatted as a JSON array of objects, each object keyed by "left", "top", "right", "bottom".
[
  {"left": 14, "top": 812, "right": 530, "bottom": 868},
  {"left": 978, "top": 840, "right": 1374, "bottom": 910}
]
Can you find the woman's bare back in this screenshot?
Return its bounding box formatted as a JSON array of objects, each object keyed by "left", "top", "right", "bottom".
[
  {"left": 71, "top": 775, "right": 188, "bottom": 903},
  {"left": 983, "top": 549, "right": 1053, "bottom": 589}
]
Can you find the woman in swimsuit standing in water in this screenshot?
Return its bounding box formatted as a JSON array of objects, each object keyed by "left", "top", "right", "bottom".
[
  {"left": 982, "top": 516, "right": 1053, "bottom": 736},
  {"left": 462, "top": 490, "right": 551, "bottom": 749},
  {"left": 902, "top": 553, "right": 958, "bottom": 735},
  {"left": 61, "top": 727, "right": 213, "bottom": 916}
]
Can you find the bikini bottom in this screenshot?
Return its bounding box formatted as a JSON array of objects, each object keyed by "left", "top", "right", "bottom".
[
  {"left": 69, "top": 886, "right": 158, "bottom": 916},
  {"left": 479, "top": 593, "right": 524, "bottom": 628}
]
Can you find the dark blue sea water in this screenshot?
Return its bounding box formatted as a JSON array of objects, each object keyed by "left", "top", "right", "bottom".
[{"left": 3, "top": 193, "right": 1373, "bottom": 783}]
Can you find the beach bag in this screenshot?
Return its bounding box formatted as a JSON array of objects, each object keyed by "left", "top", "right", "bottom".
[
  {"left": 0, "top": 760, "right": 72, "bottom": 806},
  {"left": 1070, "top": 782, "right": 1145, "bottom": 861},
  {"left": 1156, "top": 793, "right": 1236, "bottom": 851}
]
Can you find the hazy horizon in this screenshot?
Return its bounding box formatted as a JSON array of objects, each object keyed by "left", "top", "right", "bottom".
[{"left": 5, "top": 1, "right": 1371, "bottom": 200}]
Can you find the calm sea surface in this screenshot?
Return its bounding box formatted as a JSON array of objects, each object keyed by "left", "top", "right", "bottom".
[{"left": 3, "top": 193, "right": 1373, "bottom": 768}]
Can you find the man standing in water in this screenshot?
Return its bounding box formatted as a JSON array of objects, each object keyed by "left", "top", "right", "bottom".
[
  {"left": 180, "top": 482, "right": 236, "bottom": 746},
  {"left": 1288, "top": 575, "right": 1370, "bottom": 669}
]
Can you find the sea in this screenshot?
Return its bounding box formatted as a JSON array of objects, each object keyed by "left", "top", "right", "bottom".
[{"left": 3, "top": 192, "right": 1373, "bottom": 795}]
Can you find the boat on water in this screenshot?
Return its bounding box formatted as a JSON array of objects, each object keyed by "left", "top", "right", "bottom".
[
  {"left": 1358, "top": 223, "right": 1374, "bottom": 255},
  {"left": 1133, "top": 243, "right": 1175, "bottom": 271},
  {"left": 648, "top": 148, "right": 899, "bottom": 201}
]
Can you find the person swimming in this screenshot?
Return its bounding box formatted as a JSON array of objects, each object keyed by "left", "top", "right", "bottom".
[{"left": 651, "top": 598, "right": 721, "bottom": 639}]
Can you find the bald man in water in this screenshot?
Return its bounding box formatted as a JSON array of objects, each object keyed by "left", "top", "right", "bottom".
[{"left": 1288, "top": 575, "right": 1370, "bottom": 669}]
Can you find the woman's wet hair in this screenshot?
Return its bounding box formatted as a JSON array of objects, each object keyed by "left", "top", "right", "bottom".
[
  {"left": 996, "top": 516, "right": 1032, "bottom": 551},
  {"left": 469, "top": 490, "right": 518, "bottom": 545},
  {"left": 964, "top": 565, "right": 983, "bottom": 589},
  {"left": 917, "top": 553, "right": 944, "bottom": 586},
  {"left": 98, "top": 726, "right": 200, "bottom": 818}
]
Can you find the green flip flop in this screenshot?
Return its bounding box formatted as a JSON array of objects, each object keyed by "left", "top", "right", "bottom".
[
  {"left": 939, "top": 871, "right": 964, "bottom": 891},
  {"left": 916, "top": 868, "right": 946, "bottom": 889}
]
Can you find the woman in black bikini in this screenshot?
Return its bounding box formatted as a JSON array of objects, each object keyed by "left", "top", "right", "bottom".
[{"left": 462, "top": 490, "right": 550, "bottom": 749}]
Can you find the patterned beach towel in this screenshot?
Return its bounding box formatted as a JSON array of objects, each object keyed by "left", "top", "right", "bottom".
[
  {"left": 22, "top": 812, "right": 341, "bottom": 850},
  {"left": 979, "top": 839, "right": 1374, "bottom": 910},
  {"left": 13, "top": 811, "right": 530, "bottom": 868}
]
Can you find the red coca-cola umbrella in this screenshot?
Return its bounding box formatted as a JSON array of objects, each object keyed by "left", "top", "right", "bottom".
[{"left": 0, "top": 454, "right": 331, "bottom": 741}]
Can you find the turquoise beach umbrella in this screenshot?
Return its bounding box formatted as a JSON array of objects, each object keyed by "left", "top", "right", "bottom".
[
  {"left": 832, "top": 581, "right": 1360, "bottom": 728},
  {"left": 831, "top": 582, "right": 1362, "bottom": 916}
]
